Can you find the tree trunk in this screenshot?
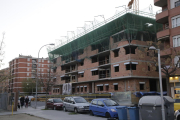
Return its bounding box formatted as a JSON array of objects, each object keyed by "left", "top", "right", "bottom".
[
  {"left": 45, "top": 92, "right": 47, "bottom": 109},
  {"left": 166, "top": 76, "right": 170, "bottom": 96}
]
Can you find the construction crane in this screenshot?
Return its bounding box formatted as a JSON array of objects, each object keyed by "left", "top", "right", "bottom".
[{"left": 128, "top": 0, "right": 139, "bottom": 11}]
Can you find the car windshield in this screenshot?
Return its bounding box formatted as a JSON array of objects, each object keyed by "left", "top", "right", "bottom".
[
  {"left": 175, "top": 99, "right": 180, "bottom": 103},
  {"left": 53, "top": 99, "right": 63, "bottom": 103},
  {"left": 74, "top": 98, "right": 87, "bottom": 103},
  {"left": 103, "top": 99, "right": 119, "bottom": 106}
]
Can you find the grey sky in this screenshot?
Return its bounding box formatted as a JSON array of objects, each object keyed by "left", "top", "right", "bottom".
[{"left": 0, "top": 0, "right": 160, "bottom": 69}]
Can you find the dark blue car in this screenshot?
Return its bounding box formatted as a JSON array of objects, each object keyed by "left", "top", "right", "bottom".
[{"left": 89, "top": 98, "right": 119, "bottom": 118}]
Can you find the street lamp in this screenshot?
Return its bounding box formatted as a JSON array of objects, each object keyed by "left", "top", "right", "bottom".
[
  {"left": 149, "top": 46, "right": 165, "bottom": 120},
  {"left": 35, "top": 43, "right": 55, "bottom": 109}
]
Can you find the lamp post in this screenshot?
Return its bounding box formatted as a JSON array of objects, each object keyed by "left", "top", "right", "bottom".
[
  {"left": 149, "top": 46, "right": 165, "bottom": 120},
  {"left": 35, "top": 43, "right": 54, "bottom": 109}
]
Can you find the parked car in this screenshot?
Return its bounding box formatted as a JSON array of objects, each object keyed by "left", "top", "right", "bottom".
[
  {"left": 63, "top": 96, "right": 89, "bottom": 113},
  {"left": 46, "top": 98, "right": 63, "bottom": 110},
  {"left": 89, "top": 98, "right": 120, "bottom": 118}
]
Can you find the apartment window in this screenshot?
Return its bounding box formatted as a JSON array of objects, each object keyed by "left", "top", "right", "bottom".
[
  {"left": 39, "top": 69, "right": 40, "bottom": 72},
  {"left": 38, "top": 64, "right": 41, "bottom": 67},
  {"left": 84, "top": 86, "right": 87, "bottom": 92},
  {"left": 27, "top": 68, "right": 29, "bottom": 71},
  {"left": 125, "top": 62, "right": 137, "bottom": 70},
  {"left": 113, "top": 83, "right": 118, "bottom": 91},
  {"left": 48, "top": 60, "right": 50, "bottom": 63},
  {"left": 27, "top": 73, "right": 29, "bottom": 76},
  {"left": 42, "top": 69, "right": 44, "bottom": 72},
  {"left": 114, "top": 66, "right": 119, "bottom": 72},
  {"left": 42, "top": 64, "right": 44, "bottom": 67},
  {"left": 91, "top": 70, "right": 98, "bottom": 76},
  {"left": 91, "top": 57, "right": 98, "bottom": 63},
  {"left": 97, "top": 84, "right": 103, "bottom": 91},
  {"left": 58, "top": 89, "right": 59, "bottom": 93},
  {"left": 38, "top": 59, "right": 41, "bottom": 62},
  {"left": 81, "top": 87, "right": 83, "bottom": 92},
  {"left": 42, "top": 59, "right": 44, "bottom": 62},
  {"left": 172, "top": 15, "right": 180, "bottom": 28},
  {"left": 27, "top": 58, "right": 30, "bottom": 61},
  {"left": 139, "top": 82, "right": 145, "bottom": 90},
  {"left": 173, "top": 35, "right": 180, "bottom": 47},
  {"left": 78, "top": 73, "right": 84, "bottom": 78},
  {"left": 27, "top": 63, "right": 30, "bottom": 66}
]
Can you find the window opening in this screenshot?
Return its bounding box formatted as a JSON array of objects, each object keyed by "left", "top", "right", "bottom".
[
  {"left": 97, "top": 86, "right": 103, "bottom": 91},
  {"left": 140, "top": 84, "right": 145, "bottom": 90},
  {"left": 81, "top": 87, "right": 83, "bottom": 92},
  {"left": 85, "top": 87, "right": 87, "bottom": 92},
  {"left": 113, "top": 49, "right": 119, "bottom": 57},
  {"left": 114, "top": 85, "right": 118, "bottom": 90},
  {"left": 106, "top": 85, "right": 109, "bottom": 91},
  {"left": 114, "top": 66, "right": 119, "bottom": 72},
  {"left": 92, "top": 70, "right": 98, "bottom": 76}
]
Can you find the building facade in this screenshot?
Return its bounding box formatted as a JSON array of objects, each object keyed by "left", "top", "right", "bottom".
[
  {"left": 154, "top": 0, "right": 180, "bottom": 98},
  {"left": 49, "top": 11, "right": 165, "bottom": 95},
  {"left": 0, "top": 67, "right": 10, "bottom": 93},
  {"left": 9, "top": 55, "right": 51, "bottom": 94}
]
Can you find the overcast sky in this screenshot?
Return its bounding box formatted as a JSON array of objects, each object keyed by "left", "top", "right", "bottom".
[{"left": 0, "top": 0, "right": 160, "bottom": 69}]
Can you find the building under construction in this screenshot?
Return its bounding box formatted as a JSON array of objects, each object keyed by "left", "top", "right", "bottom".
[{"left": 48, "top": 9, "right": 165, "bottom": 95}]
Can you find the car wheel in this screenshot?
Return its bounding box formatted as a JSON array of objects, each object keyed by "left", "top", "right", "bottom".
[
  {"left": 105, "top": 112, "right": 111, "bottom": 118},
  {"left": 90, "top": 110, "right": 94, "bottom": 116},
  {"left": 53, "top": 106, "right": 56, "bottom": 110},
  {"left": 63, "top": 107, "right": 67, "bottom": 112},
  {"left": 74, "top": 108, "right": 78, "bottom": 113}
]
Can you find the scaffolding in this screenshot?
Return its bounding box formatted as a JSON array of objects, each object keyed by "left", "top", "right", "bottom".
[{"left": 48, "top": 9, "right": 162, "bottom": 65}]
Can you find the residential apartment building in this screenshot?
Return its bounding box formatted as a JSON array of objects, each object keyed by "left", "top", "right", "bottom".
[
  {"left": 9, "top": 55, "right": 51, "bottom": 94},
  {"left": 49, "top": 10, "right": 165, "bottom": 95},
  {"left": 0, "top": 67, "right": 10, "bottom": 93},
  {"left": 154, "top": 0, "right": 180, "bottom": 97}
]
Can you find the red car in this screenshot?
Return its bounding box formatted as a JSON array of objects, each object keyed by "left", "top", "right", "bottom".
[{"left": 47, "top": 98, "right": 63, "bottom": 110}]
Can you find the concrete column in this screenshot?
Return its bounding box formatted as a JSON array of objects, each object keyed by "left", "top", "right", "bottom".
[{"left": 92, "top": 82, "right": 95, "bottom": 93}]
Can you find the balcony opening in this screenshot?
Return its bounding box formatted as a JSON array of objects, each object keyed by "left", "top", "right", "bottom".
[
  {"left": 113, "top": 83, "right": 118, "bottom": 91},
  {"left": 72, "top": 76, "right": 75, "bottom": 81},
  {"left": 99, "top": 69, "right": 110, "bottom": 78},
  {"left": 78, "top": 59, "right": 84, "bottom": 66},
  {"left": 99, "top": 56, "right": 109, "bottom": 65},
  {"left": 81, "top": 87, "right": 83, "bottom": 92},
  {"left": 113, "top": 49, "right": 119, "bottom": 57},
  {"left": 91, "top": 56, "right": 98, "bottom": 63},
  {"left": 175, "top": 1, "right": 180, "bottom": 8},
  {"left": 71, "top": 65, "right": 76, "bottom": 71},
  {"left": 97, "top": 84, "right": 103, "bottom": 91},
  {"left": 61, "top": 66, "right": 65, "bottom": 71}
]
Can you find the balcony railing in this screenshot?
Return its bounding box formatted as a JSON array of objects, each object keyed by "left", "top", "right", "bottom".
[
  {"left": 156, "top": 8, "right": 168, "bottom": 14},
  {"left": 99, "top": 59, "right": 109, "bottom": 66},
  {"left": 175, "top": 1, "right": 180, "bottom": 8},
  {"left": 99, "top": 73, "right": 110, "bottom": 79}
]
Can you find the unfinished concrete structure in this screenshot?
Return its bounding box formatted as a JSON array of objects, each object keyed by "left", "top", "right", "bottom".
[{"left": 48, "top": 10, "right": 165, "bottom": 95}]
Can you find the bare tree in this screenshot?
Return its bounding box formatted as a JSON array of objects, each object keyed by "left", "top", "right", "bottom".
[
  {"left": 137, "top": 40, "right": 180, "bottom": 96},
  {"left": 22, "top": 78, "right": 36, "bottom": 95},
  {"left": 38, "top": 65, "right": 56, "bottom": 109}
]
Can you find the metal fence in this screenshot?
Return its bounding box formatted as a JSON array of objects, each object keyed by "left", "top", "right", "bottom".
[{"left": 0, "top": 93, "right": 8, "bottom": 110}]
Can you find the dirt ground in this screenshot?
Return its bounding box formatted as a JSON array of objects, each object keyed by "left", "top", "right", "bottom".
[{"left": 0, "top": 113, "right": 47, "bottom": 120}]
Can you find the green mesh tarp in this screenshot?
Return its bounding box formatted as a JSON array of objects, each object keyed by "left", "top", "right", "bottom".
[{"left": 48, "top": 11, "right": 162, "bottom": 63}]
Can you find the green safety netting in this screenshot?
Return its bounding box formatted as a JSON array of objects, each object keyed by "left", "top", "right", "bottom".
[{"left": 48, "top": 10, "right": 162, "bottom": 65}]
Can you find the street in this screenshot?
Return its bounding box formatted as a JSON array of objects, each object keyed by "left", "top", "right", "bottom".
[{"left": 31, "top": 101, "right": 46, "bottom": 108}]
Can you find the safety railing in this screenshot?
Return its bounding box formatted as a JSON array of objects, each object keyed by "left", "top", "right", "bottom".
[
  {"left": 99, "top": 59, "right": 109, "bottom": 66},
  {"left": 99, "top": 73, "right": 110, "bottom": 79}
]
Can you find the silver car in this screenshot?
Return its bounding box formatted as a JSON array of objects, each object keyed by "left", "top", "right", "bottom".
[{"left": 63, "top": 96, "right": 89, "bottom": 113}]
